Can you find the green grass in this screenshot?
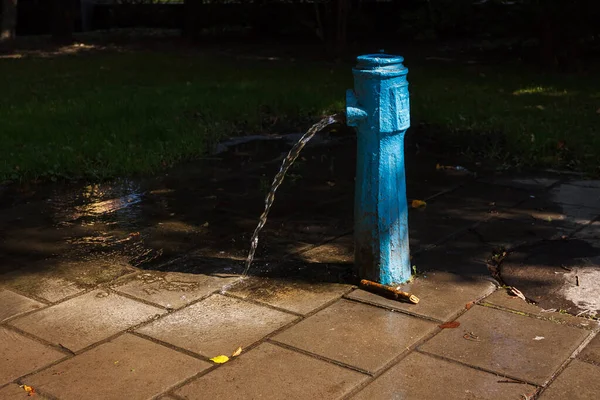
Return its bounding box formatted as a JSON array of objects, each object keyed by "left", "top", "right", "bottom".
[{"left": 1, "top": 49, "right": 599, "bottom": 182}]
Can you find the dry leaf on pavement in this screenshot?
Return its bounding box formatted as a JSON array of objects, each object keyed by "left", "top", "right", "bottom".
[
  {"left": 232, "top": 347, "right": 242, "bottom": 357},
  {"left": 210, "top": 355, "right": 230, "bottom": 364},
  {"left": 411, "top": 200, "right": 427, "bottom": 209},
  {"left": 439, "top": 321, "right": 460, "bottom": 329}
]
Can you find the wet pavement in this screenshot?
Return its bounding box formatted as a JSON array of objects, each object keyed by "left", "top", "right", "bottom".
[{"left": 1, "top": 131, "right": 600, "bottom": 399}]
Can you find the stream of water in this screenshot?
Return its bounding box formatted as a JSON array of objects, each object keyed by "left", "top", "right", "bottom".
[{"left": 241, "top": 114, "right": 344, "bottom": 277}]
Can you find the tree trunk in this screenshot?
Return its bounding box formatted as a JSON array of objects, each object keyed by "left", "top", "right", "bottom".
[
  {"left": 51, "top": 0, "right": 75, "bottom": 43},
  {"left": 0, "top": 0, "right": 17, "bottom": 41}
]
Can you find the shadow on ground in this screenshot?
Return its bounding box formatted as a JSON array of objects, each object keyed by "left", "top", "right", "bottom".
[{"left": 1, "top": 127, "right": 599, "bottom": 316}]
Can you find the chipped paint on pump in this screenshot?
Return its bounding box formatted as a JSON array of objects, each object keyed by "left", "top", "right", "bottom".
[{"left": 346, "top": 54, "right": 411, "bottom": 286}]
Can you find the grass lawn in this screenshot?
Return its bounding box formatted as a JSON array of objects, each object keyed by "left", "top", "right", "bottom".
[{"left": 1, "top": 47, "right": 599, "bottom": 182}]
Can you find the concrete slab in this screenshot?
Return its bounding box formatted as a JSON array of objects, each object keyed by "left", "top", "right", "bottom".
[
  {"left": 550, "top": 184, "right": 600, "bottom": 210},
  {"left": 478, "top": 176, "right": 559, "bottom": 190},
  {"left": 446, "top": 182, "right": 533, "bottom": 207},
  {"left": 137, "top": 294, "right": 296, "bottom": 357},
  {"left": 472, "top": 217, "right": 557, "bottom": 249},
  {"left": 1, "top": 272, "right": 84, "bottom": 303},
  {"left": 272, "top": 299, "right": 437, "bottom": 373},
  {"left": 346, "top": 271, "right": 496, "bottom": 322},
  {"left": 113, "top": 271, "right": 239, "bottom": 309},
  {"left": 578, "top": 333, "right": 600, "bottom": 366},
  {"left": 0, "top": 384, "right": 49, "bottom": 399},
  {"left": 569, "top": 180, "right": 600, "bottom": 189},
  {"left": 298, "top": 235, "right": 354, "bottom": 264},
  {"left": 24, "top": 334, "right": 210, "bottom": 400},
  {"left": 352, "top": 351, "right": 537, "bottom": 400},
  {"left": 500, "top": 239, "right": 600, "bottom": 316},
  {"left": 538, "top": 359, "right": 600, "bottom": 399},
  {"left": 483, "top": 289, "right": 598, "bottom": 330},
  {"left": 410, "top": 232, "right": 494, "bottom": 278},
  {"left": 227, "top": 276, "right": 351, "bottom": 315},
  {"left": 176, "top": 343, "right": 368, "bottom": 400},
  {"left": 0, "top": 327, "right": 65, "bottom": 386},
  {"left": 0, "top": 289, "right": 44, "bottom": 322},
  {"left": 9, "top": 290, "right": 164, "bottom": 352},
  {"left": 420, "top": 305, "right": 590, "bottom": 385},
  {"left": 500, "top": 198, "right": 600, "bottom": 235}
]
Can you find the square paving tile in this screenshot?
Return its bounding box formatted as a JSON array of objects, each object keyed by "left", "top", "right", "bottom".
[
  {"left": 176, "top": 343, "right": 368, "bottom": 400},
  {"left": 578, "top": 333, "right": 600, "bottom": 365},
  {"left": 420, "top": 305, "right": 590, "bottom": 385},
  {"left": 446, "top": 182, "right": 533, "bottom": 207},
  {"left": 1, "top": 272, "right": 84, "bottom": 303},
  {"left": 228, "top": 276, "right": 351, "bottom": 315},
  {"left": 550, "top": 184, "right": 600, "bottom": 210},
  {"left": 538, "top": 359, "right": 600, "bottom": 399},
  {"left": 483, "top": 289, "right": 597, "bottom": 330},
  {"left": 24, "top": 334, "right": 210, "bottom": 400},
  {"left": 273, "top": 299, "right": 438, "bottom": 373},
  {"left": 0, "top": 289, "right": 44, "bottom": 322},
  {"left": 9, "top": 290, "right": 164, "bottom": 352},
  {"left": 346, "top": 272, "right": 495, "bottom": 322},
  {"left": 0, "top": 327, "right": 65, "bottom": 386},
  {"left": 299, "top": 235, "right": 354, "bottom": 264},
  {"left": 352, "top": 351, "right": 536, "bottom": 400},
  {"left": 113, "top": 271, "right": 239, "bottom": 309},
  {"left": 0, "top": 383, "right": 47, "bottom": 399},
  {"left": 472, "top": 217, "right": 557, "bottom": 249},
  {"left": 137, "top": 294, "right": 297, "bottom": 357}
]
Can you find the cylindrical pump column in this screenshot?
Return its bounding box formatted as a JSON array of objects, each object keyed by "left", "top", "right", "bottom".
[{"left": 346, "top": 54, "right": 411, "bottom": 286}]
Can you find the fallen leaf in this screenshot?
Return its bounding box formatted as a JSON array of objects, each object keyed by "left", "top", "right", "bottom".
[
  {"left": 508, "top": 287, "right": 527, "bottom": 302},
  {"left": 21, "top": 385, "right": 35, "bottom": 396},
  {"left": 465, "top": 301, "right": 474, "bottom": 310},
  {"left": 596, "top": 108, "right": 600, "bottom": 114},
  {"left": 411, "top": 200, "right": 427, "bottom": 209},
  {"left": 232, "top": 347, "right": 243, "bottom": 357},
  {"left": 533, "top": 336, "right": 545, "bottom": 341},
  {"left": 210, "top": 355, "right": 230, "bottom": 364},
  {"left": 439, "top": 321, "right": 460, "bottom": 329}
]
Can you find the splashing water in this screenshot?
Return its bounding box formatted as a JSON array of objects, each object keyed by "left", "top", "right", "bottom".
[{"left": 241, "top": 114, "right": 344, "bottom": 277}]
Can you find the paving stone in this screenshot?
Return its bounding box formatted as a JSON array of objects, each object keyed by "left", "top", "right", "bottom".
[
  {"left": 346, "top": 271, "right": 495, "bottom": 322},
  {"left": 0, "top": 289, "right": 44, "bottom": 322},
  {"left": 228, "top": 276, "right": 351, "bottom": 315},
  {"left": 480, "top": 176, "right": 560, "bottom": 190},
  {"left": 500, "top": 240, "right": 600, "bottom": 315},
  {"left": 538, "top": 359, "right": 600, "bottom": 399},
  {"left": 411, "top": 232, "right": 495, "bottom": 278},
  {"left": 352, "top": 351, "right": 537, "bottom": 400},
  {"left": 24, "top": 334, "right": 210, "bottom": 400},
  {"left": 176, "top": 343, "right": 368, "bottom": 400},
  {"left": 408, "top": 196, "right": 495, "bottom": 250},
  {"left": 137, "top": 294, "right": 296, "bottom": 357},
  {"left": 569, "top": 180, "right": 600, "bottom": 189},
  {"left": 273, "top": 299, "right": 437, "bottom": 373},
  {"left": 0, "top": 383, "right": 49, "bottom": 399},
  {"left": 0, "top": 272, "right": 84, "bottom": 303},
  {"left": 420, "top": 305, "right": 590, "bottom": 385},
  {"left": 550, "top": 184, "right": 600, "bottom": 210},
  {"left": 299, "top": 235, "right": 354, "bottom": 264},
  {"left": 483, "top": 289, "right": 598, "bottom": 330},
  {"left": 0, "top": 327, "right": 65, "bottom": 386},
  {"left": 578, "top": 333, "right": 600, "bottom": 365},
  {"left": 472, "top": 217, "right": 557, "bottom": 249},
  {"left": 501, "top": 198, "right": 600, "bottom": 234},
  {"left": 113, "top": 271, "right": 239, "bottom": 309},
  {"left": 9, "top": 290, "right": 164, "bottom": 352},
  {"left": 446, "top": 182, "right": 533, "bottom": 207}
]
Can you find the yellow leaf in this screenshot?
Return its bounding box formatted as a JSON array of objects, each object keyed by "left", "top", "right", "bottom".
[
  {"left": 232, "top": 347, "right": 242, "bottom": 357},
  {"left": 411, "top": 200, "right": 427, "bottom": 209},
  {"left": 21, "top": 385, "right": 35, "bottom": 396},
  {"left": 210, "top": 355, "right": 230, "bottom": 364}
]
